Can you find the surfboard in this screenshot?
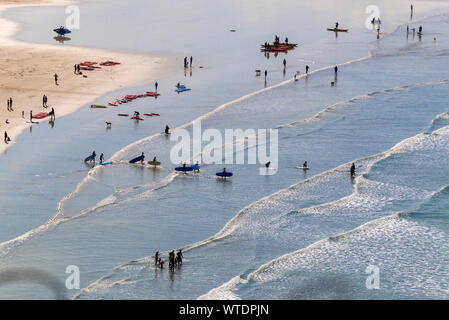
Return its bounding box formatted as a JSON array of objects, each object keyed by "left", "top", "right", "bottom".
[
  {"left": 84, "top": 155, "right": 94, "bottom": 162},
  {"left": 216, "top": 172, "right": 233, "bottom": 177},
  {"left": 295, "top": 166, "right": 309, "bottom": 170},
  {"left": 327, "top": 28, "right": 348, "bottom": 32},
  {"left": 90, "top": 105, "right": 107, "bottom": 108},
  {"left": 191, "top": 164, "right": 200, "bottom": 170},
  {"left": 148, "top": 161, "right": 161, "bottom": 166},
  {"left": 99, "top": 161, "right": 112, "bottom": 166},
  {"left": 175, "top": 87, "right": 191, "bottom": 93},
  {"left": 130, "top": 155, "right": 144, "bottom": 163},
  {"left": 175, "top": 166, "right": 194, "bottom": 172},
  {"left": 346, "top": 164, "right": 363, "bottom": 172}
]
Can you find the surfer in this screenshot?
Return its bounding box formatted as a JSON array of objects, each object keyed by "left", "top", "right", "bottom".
[
  {"left": 285, "top": 37, "right": 288, "bottom": 44},
  {"left": 30, "top": 110, "right": 33, "bottom": 123},
  {"left": 176, "top": 250, "right": 183, "bottom": 265},
  {"left": 334, "top": 65, "right": 338, "bottom": 74},
  {"left": 265, "top": 161, "right": 271, "bottom": 168},
  {"left": 154, "top": 251, "right": 159, "bottom": 265},
  {"left": 264, "top": 70, "right": 267, "bottom": 79},
  {"left": 194, "top": 161, "right": 200, "bottom": 172},
  {"left": 133, "top": 111, "right": 140, "bottom": 117},
  {"left": 335, "top": 22, "right": 339, "bottom": 29},
  {"left": 168, "top": 250, "right": 175, "bottom": 270},
  {"left": 306, "top": 65, "right": 309, "bottom": 74},
  {"left": 350, "top": 163, "right": 355, "bottom": 177},
  {"left": 92, "top": 151, "right": 96, "bottom": 162},
  {"left": 155, "top": 81, "right": 158, "bottom": 92},
  {"left": 99, "top": 153, "right": 104, "bottom": 164},
  {"left": 43, "top": 95, "right": 48, "bottom": 108},
  {"left": 165, "top": 125, "right": 170, "bottom": 134},
  {"left": 153, "top": 156, "right": 157, "bottom": 163},
  {"left": 190, "top": 56, "right": 193, "bottom": 67},
  {"left": 303, "top": 161, "right": 308, "bottom": 168},
  {"left": 419, "top": 26, "right": 422, "bottom": 33},
  {"left": 283, "top": 59, "right": 287, "bottom": 69},
  {"left": 140, "top": 152, "right": 145, "bottom": 163},
  {"left": 176, "top": 82, "right": 181, "bottom": 88}
]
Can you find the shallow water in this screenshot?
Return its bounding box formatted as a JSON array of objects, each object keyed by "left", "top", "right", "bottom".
[{"left": 1, "top": 0, "right": 449, "bottom": 299}]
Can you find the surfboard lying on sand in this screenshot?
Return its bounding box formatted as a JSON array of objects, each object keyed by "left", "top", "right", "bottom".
[
  {"left": 129, "top": 155, "right": 144, "bottom": 163},
  {"left": 216, "top": 172, "right": 233, "bottom": 177}
]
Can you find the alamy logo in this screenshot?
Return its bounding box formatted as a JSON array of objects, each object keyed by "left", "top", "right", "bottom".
[
  {"left": 65, "top": 6, "right": 80, "bottom": 30},
  {"left": 170, "top": 121, "right": 278, "bottom": 175}
]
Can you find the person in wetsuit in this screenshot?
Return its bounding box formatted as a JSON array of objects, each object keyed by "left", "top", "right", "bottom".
[
  {"left": 165, "top": 125, "right": 170, "bottom": 134},
  {"left": 154, "top": 251, "right": 159, "bottom": 265},
  {"left": 350, "top": 163, "right": 356, "bottom": 177},
  {"left": 99, "top": 153, "right": 104, "bottom": 164},
  {"left": 176, "top": 250, "right": 183, "bottom": 265}
]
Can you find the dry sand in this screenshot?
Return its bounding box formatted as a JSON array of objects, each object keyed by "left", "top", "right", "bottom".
[{"left": 0, "top": 0, "right": 171, "bottom": 153}]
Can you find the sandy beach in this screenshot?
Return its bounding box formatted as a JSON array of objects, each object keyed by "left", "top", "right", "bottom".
[{"left": 0, "top": 0, "right": 169, "bottom": 153}]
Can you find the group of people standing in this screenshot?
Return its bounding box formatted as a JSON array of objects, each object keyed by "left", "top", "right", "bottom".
[
  {"left": 154, "top": 249, "right": 183, "bottom": 271},
  {"left": 73, "top": 64, "right": 81, "bottom": 74}
]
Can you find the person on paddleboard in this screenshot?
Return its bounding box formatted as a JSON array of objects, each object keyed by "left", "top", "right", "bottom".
[{"left": 350, "top": 163, "right": 355, "bottom": 177}]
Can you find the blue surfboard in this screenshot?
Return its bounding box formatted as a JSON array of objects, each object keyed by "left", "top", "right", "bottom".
[
  {"left": 346, "top": 164, "right": 363, "bottom": 172},
  {"left": 191, "top": 164, "right": 200, "bottom": 170},
  {"left": 130, "top": 155, "right": 144, "bottom": 163},
  {"left": 175, "top": 166, "right": 194, "bottom": 172},
  {"left": 175, "top": 87, "right": 191, "bottom": 93},
  {"left": 216, "top": 172, "right": 233, "bottom": 177},
  {"left": 53, "top": 28, "right": 71, "bottom": 36},
  {"left": 100, "top": 161, "right": 112, "bottom": 166},
  {"left": 84, "top": 155, "right": 94, "bottom": 162}
]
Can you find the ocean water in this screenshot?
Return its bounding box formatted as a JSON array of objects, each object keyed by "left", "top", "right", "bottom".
[{"left": 1, "top": 0, "right": 449, "bottom": 299}]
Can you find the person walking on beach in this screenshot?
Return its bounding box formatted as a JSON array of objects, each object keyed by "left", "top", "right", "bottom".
[
  {"left": 184, "top": 57, "right": 188, "bottom": 68},
  {"left": 21, "top": 111, "right": 24, "bottom": 118},
  {"left": 74, "top": 64, "right": 77, "bottom": 74},
  {"left": 190, "top": 56, "right": 193, "bottom": 67},
  {"left": 306, "top": 65, "right": 309, "bottom": 74},
  {"left": 283, "top": 58, "right": 287, "bottom": 69},
  {"left": 264, "top": 70, "right": 267, "bottom": 79},
  {"left": 54, "top": 73, "right": 59, "bottom": 85},
  {"left": 6, "top": 99, "right": 10, "bottom": 112},
  {"left": 30, "top": 110, "right": 33, "bottom": 123},
  {"left": 154, "top": 251, "right": 159, "bottom": 265},
  {"left": 334, "top": 65, "right": 338, "bottom": 75},
  {"left": 43, "top": 94, "right": 48, "bottom": 108},
  {"left": 8, "top": 98, "right": 13, "bottom": 111},
  {"left": 50, "top": 107, "right": 55, "bottom": 121},
  {"left": 77, "top": 64, "right": 81, "bottom": 74},
  {"left": 350, "top": 163, "right": 356, "bottom": 177},
  {"left": 155, "top": 81, "right": 158, "bottom": 92},
  {"left": 4, "top": 131, "right": 9, "bottom": 144}
]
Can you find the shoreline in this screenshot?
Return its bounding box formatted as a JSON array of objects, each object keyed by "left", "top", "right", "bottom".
[{"left": 0, "top": 0, "right": 174, "bottom": 154}]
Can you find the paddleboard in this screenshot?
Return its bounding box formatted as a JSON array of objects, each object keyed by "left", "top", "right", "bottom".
[
  {"left": 148, "top": 161, "right": 161, "bottom": 166},
  {"left": 131, "top": 116, "right": 144, "bottom": 120},
  {"left": 53, "top": 28, "right": 71, "bottom": 35},
  {"left": 84, "top": 155, "right": 94, "bottom": 162},
  {"left": 346, "top": 164, "right": 363, "bottom": 172},
  {"left": 130, "top": 155, "right": 144, "bottom": 163},
  {"left": 117, "top": 114, "right": 129, "bottom": 116},
  {"left": 175, "top": 166, "right": 194, "bottom": 172},
  {"left": 90, "top": 105, "right": 107, "bottom": 108},
  {"left": 295, "top": 166, "right": 309, "bottom": 170},
  {"left": 100, "top": 161, "right": 112, "bottom": 166},
  {"left": 216, "top": 172, "right": 233, "bottom": 177}
]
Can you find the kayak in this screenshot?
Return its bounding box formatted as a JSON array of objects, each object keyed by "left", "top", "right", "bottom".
[
  {"left": 108, "top": 102, "right": 118, "bottom": 106},
  {"left": 146, "top": 92, "right": 160, "bottom": 97},
  {"left": 117, "top": 114, "right": 129, "bottom": 116},
  {"left": 90, "top": 105, "right": 106, "bottom": 108},
  {"left": 143, "top": 113, "right": 153, "bottom": 116},
  {"left": 327, "top": 28, "right": 349, "bottom": 32},
  {"left": 261, "top": 46, "right": 289, "bottom": 52},
  {"left": 32, "top": 112, "right": 50, "bottom": 119},
  {"left": 131, "top": 116, "right": 144, "bottom": 120}
]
